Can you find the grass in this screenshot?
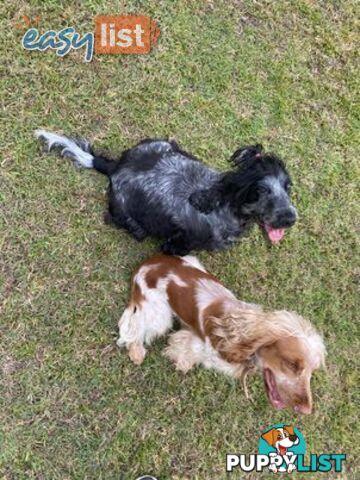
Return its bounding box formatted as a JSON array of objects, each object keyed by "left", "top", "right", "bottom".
[{"left": 0, "top": 0, "right": 359, "bottom": 478}]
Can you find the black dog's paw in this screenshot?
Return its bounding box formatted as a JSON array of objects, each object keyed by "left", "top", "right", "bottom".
[
  {"left": 132, "top": 229, "right": 148, "bottom": 242},
  {"left": 189, "top": 191, "right": 215, "bottom": 214},
  {"left": 103, "top": 211, "right": 114, "bottom": 225},
  {"left": 105, "top": 211, "right": 147, "bottom": 241},
  {"left": 128, "top": 222, "right": 148, "bottom": 241}
]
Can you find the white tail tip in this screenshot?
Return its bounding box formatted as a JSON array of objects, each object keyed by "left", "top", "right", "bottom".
[{"left": 35, "top": 129, "right": 94, "bottom": 168}]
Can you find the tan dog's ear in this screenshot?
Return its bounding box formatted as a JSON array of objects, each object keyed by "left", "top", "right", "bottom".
[
  {"left": 261, "top": 428, "right": 276, "bottom": 446},
  {"left": 209, "top": 310, "right": 279, "bottom": 363},
  {"left": 284, "top": 425, "right": 295, "bottom": 436}
]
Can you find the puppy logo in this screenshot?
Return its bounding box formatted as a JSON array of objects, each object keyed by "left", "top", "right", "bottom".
[
  {"left": 259, "top": 424, "right": 305, "bottom": 474},
  {"left": 227, "top": 425, "right": 346, "bottom": 474}
]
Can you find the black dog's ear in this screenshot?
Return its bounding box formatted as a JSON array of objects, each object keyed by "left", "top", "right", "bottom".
[
  {"left": 189, "top": 188, "right": 222, "bottom": 214},
  {"left": 230, "top": 144, "right": 263, "bottom": 167}
]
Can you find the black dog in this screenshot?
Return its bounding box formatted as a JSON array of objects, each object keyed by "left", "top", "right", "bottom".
[{"left": 35, "top": 130, "right": 296, "bottom": 255}]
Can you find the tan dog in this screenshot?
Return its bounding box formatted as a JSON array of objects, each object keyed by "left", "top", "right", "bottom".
[{"left": 117, "top": 255, "right": 325, "bottom": 413}]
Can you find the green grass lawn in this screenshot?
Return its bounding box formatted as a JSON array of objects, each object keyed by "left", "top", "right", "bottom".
[{"left": 1, "top": 1, "right": 359, "bottom": 478}]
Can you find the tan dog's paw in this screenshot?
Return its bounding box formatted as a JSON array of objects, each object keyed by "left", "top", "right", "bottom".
[
  {"left": 174, "top": 358, "right": 194, "bottom": 373},
  {"left": 128, "top": 343, "right": 146, "bottom": 365}
]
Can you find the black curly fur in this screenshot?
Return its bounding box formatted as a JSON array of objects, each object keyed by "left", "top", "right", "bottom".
[{"left": 36, "top": 130, "right": 297, "bottom": 255}]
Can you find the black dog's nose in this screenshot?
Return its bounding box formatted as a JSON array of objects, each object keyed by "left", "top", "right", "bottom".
[
  {"left": 289, "top": 434, "right": 297, "bottom": 442},
  {"left": 277, "top": 209, "right": 297, "bottom": 228}
]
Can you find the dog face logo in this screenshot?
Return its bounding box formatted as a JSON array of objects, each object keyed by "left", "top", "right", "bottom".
[
  {"left": 261, "top": 425, "right": 299, "bottom": 456},
  {"left": 259, "top": 424, "right": 305, "bottom": 474}
]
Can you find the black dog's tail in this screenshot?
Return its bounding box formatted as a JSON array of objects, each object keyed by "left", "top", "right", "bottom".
[{"left": 34, "top": 129, "right": 118, "bottom": 176}]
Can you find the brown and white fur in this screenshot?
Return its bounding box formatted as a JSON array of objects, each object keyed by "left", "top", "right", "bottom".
[{"left": 117, "top": 255, "right": 325, "bottom": 414}]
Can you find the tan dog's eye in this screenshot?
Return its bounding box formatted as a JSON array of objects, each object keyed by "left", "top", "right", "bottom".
[{"left": 284, "top": 360, "right": 298, "bottom": 372}]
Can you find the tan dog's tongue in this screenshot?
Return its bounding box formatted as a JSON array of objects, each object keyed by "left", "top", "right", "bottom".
[{"left": 264, "top": 225, "right": 285, "bottom": 244}]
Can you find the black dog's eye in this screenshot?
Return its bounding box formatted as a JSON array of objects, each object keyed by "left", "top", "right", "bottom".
[
  {"left": 257, "top": 185, "right": 271, "bottom": 195},
  {"left": 246, "top": 189, "right": 259, "bottom": 202}
]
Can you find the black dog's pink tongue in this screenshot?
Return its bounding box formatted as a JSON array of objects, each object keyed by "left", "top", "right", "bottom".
[{"left": 264, "top": 225, "right": 285, "bottom": 244}]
